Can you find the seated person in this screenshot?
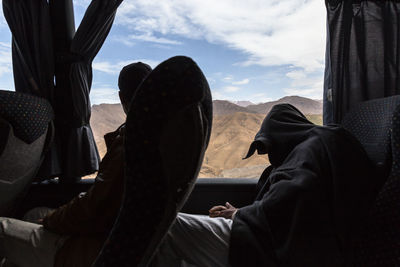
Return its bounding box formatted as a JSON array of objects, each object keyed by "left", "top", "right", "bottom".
[
  {"left": 0, "top": 62, "right": 152, "bottom": 267},
  {"left": 152, "top": 104, "right": 377, "bottom": 267}
]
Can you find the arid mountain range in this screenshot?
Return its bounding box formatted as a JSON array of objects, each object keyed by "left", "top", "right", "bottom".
[
  {"left": 90, "top": 96, "right": 323, "bottom": 178},
  {"left": 213, "top": 95, "right": 322, "bottom": 116}
]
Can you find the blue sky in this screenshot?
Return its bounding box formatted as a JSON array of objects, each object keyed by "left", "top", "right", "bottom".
[{"left": 0, "top": 0, "right": 326, "bottom": 105}]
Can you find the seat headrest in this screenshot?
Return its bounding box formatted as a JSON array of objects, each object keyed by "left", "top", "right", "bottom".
[
  {"left": 341, "top": 95, "right": 400, "bottom": 181},
  {"left": 0, "top": 90, "right": 53, "bottom": 144},
  {"left": 0, "top": 118, "right": 11, "bottom": 154}
]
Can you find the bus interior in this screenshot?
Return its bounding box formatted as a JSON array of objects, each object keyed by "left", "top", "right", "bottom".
[{"left": 0, "top": 0, "right": 399, "bottom": 266}]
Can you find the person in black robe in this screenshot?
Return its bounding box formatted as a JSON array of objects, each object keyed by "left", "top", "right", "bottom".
[
  {"left": 229, "top": 103, "right": 378, "bottom": 266},
  {"left": 153, "top": 103, "right": 378, "bottom": 267}
]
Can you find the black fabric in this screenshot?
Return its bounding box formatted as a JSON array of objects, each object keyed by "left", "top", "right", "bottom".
[
  {"left": 54, "top": 0, "right": 123, "bottom": 180},
  {"left": 68, "top": 0, "right": 122, "bottom": 126},
  {"left": 230, "top": 104, "right": 377, "bottom": 267},
  {"left": 341, "top": 96, "right": 400, "bottom": 186},
  {"left": 2, "top": 0, "right": 60, "bottom": 178},
  {"left": 0, "top": 90, "right": 53, "bottom": 144},
  {"left": 118, "top": 62, "right": 152, "bottom": 102},
  {"left": 3, "top": 0, "right": 123, "bottom": 180},
  {"left": 2, "top": 0, "right": 55, "bottom": 101},
  {"left": 244, "top": 104, "right": 313, "bottom": 166},
  {"left": 0, "top": 118, "right": 11, "bottom": 155},
  {"left": 324, "top": 0, "right": 400, "bottom": 124},
  {"left": 345, "top": 98, "right": 400, "bottom": 266},
  {"left": 94, "top": 56, "right": 212, "bottom": 266}
]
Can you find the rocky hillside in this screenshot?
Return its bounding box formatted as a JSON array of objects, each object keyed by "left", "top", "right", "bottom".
[
  {"left": 90, "top": 96, "right": 323, "bottom": 178},
  {"left": 233, "top": 100, "right": 254, "bottom": 107},
  {"left": 213, "top": 100, "right": 257, "bottom": 116},
  {"left": 90, "top": 103, "right": 125, "bottom": 157},
  {"left": 246, "top": 95, "right": 322, "bottom": 114}
]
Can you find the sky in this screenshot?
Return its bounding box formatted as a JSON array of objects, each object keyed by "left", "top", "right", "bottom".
[{"left": 0, "top": 0, "right": 327, "bottom": 105}]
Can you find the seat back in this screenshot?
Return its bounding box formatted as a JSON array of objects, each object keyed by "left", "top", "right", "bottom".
[
  {"left": 94, "top": 56, "right": 213, "bottom": 266},
  {"left": 341, "top": 95, "right": 400, "bottom": 266},
  {"left": 0, "top": 90, "right": 53, "bottom": 216}
]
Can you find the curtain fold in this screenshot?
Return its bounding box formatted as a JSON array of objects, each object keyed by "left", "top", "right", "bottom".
[
  {"left": 3, "top": 0, "right": 62, "bottom": 178},
  {"left": 3, "top": 0, "right": 123, "bottom": 181},
  {"left": 2, "top": 0, "right": 54, "bottom": 103},
  {"left": 324, "top": 0, "right": 400, "bottom": 124},
  {"left": 59, "top": 0, "right": 123, "bottom": 180}
]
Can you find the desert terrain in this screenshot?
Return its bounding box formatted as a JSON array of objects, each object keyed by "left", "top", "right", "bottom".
[{"left": 90, "top": 96, "right": 322, "bottom": 178}]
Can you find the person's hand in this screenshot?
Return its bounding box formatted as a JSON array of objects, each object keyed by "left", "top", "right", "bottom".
[{"left": 209, "top": 202, "right": 238, "bottom": 219}]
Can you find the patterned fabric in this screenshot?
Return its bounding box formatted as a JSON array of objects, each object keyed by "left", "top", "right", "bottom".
[
  {"left": 342, "top": 96, "right": 400, "bottom": 266},
  {"left": 0, "top": 90, "right": 53, "bottom": 144},
  {"left": 341, "top": 96, "right": 400, "bottom": 184},
  {"left": 94, "top": 56, "right": 212, "bottom": 266}
]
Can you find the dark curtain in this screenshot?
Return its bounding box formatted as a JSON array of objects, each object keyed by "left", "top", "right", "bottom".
[
  {"left": 324, "top": 0, "right": 400, "bottom": 124},
  {"left": 2, "top": 0, "right": 62, "bottom": 178},
  {"left": 2, "top": 0, "right": 54, "bottom": 101},
  {"left": 54, "top": 0, "right": 123, "bottom": 181},
  {"left": 3, "top": 0, "right": 123, "bottom": 181}
]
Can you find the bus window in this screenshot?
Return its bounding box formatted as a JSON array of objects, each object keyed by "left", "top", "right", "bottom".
[{"left": 0, "top": 0, "right": 326, "bottom": 179}]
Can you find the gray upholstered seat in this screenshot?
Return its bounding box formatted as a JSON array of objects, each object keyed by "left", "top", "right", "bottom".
[
  {"left": 341, "top": 95, "right": 400, "bottom": 266},
  {"left": 0, "top": 90, "right": 53, "bottom": 216}
]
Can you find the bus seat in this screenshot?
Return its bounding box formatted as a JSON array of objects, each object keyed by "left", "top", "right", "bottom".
[
  {"left": 0, "top": 90, "right": 53, "bottom": 216},
  {"left": 341, "top": 95, "right": 400, "bottom": 266},
  {"left": 94, "top": 56, "right": 212, "bottom": 266}
]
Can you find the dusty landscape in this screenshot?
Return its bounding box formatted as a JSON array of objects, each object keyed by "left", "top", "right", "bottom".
[{"left": 90, "top": 96, "right": 323, "bottom": 178}]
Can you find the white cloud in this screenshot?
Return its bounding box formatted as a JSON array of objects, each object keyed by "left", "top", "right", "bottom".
[
  {"left": 232, "top": 78, "right": 249, "bottom": 85},
  {"left": 0, "top": 42, "right": 12, "bottom": 77},
  {"left": 223, "top": 86, "right": 240, "bottom": 92},
  {"left": 115, "top": 0, "right": 326, "bottom": 73},
  {"left": 114, "top": 0, "right": 326, "bottom": 100},
  {"left": 90, "top": 86, "right": 120, "bottom": 105},
  {"left": 128, "top": 33, "right": 182, "bottom": 45},
  {"left": 113, "top": 33, "right": 182, "bottom": 46},
  {"left": 247, "top": 93, "right": 272, "bottom": 104},
  {"left": 211, "top": 91, "right": 226, "bottom": 100},
  {"left": 93, "top": 59, "right": 160, "bottom": 74},
  {"left": 284, "top": 77, "right": 323, "bottom": 100},
  {"left": 92, "top": 61, "right": 120, "bottom": 75},
  {"left": 223, "top": 75, "right": 233, "bottom": 81},
  {"left": 112, "top": 36, "right": 136, "bottom": 47},
  {"left": 283, "top": 68, "right": 323, "bottom": 99},
  {"left": 286, "top": 70, "right": 306, "bottom": 80}
]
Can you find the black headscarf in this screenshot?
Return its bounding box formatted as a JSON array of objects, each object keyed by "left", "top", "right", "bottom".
[
  {"left": 230, "top": 103, "right": 377, "bottom": 267},
  {"left": 244, "top": 104, "right": 315, "bottom": 166}
]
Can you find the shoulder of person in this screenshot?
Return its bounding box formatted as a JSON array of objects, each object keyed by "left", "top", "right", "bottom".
[{"left": 104, "top": 123, "right": 126, "bottom": 150}]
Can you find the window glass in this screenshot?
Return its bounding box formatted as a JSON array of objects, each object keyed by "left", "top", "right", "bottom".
[{"left": 0, "top": 0, "right": 326, "bottom": 179}]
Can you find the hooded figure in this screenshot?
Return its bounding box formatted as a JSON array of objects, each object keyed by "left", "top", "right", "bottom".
[{"left": 230, "top": 104, "right": 378, "bottom": 267}]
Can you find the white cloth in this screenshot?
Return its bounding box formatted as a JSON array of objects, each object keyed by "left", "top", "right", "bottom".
[
  {"left": 152, "top": 213, "right": 233, "bottom": 267},
  {"left": 23, "top": 207, "right": 54, "bottom": 223},
  {"left": 0, "top": 208, "right": 66, "bottom": 267}
]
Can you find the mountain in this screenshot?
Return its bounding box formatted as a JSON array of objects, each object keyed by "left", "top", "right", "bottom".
[
  {"left": 199, "top": 111, "right": 322, "bottom": 178},
  {"left": 90, "top": 103, "right": 125, "bottom": 157},
  {"left": 246, "top": 95, "right": 322, "bottom": 115},
  {"left": 213, "top": 100, "right": 257, "bottom": 116},
  {"left": 233, "top": 100, "right": 254, "bottom": 107},
  {"left": 199, "top": 112, "right": 269, "bottom": 177},
  {"left": 90, "top": 96, "right": 323, "bottom": 178},
  {"left": 214, "top": 96, "right": 322, "bottom": 116}
]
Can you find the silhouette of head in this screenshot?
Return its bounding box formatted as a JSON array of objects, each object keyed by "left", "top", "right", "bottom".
[
  {"left": 244, "top": 104, "right": 314, "bottom": 166},
  {"left": 118, "top": 62, "right": 152, "bottom": 114}
]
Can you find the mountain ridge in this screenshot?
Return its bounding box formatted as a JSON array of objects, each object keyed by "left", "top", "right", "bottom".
[
  {"left": 213, "top": 95, "right": 322, "bottom": 116},
  {"left": 90, "top": 96, "right": 323, "bottom": 178}
]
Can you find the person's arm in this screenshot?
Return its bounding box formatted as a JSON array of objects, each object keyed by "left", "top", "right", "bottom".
[
  {"left": 43, "top": 137, "right": 124, "bottom": 235},
  {"left": 209, "top": 202, "right": 238, "bottom": 219}
]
